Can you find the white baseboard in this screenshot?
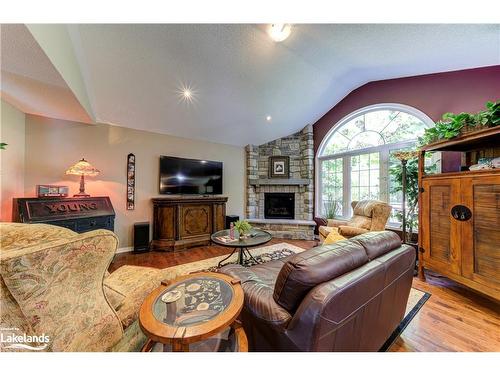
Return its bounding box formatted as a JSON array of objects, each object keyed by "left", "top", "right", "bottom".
[{"left": 116, "top": 246, "right": 133, "bottom": 254}]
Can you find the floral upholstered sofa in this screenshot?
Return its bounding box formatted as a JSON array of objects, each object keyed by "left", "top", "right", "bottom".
[{"left": 0, "top": 223, "right": 167, "bottom": 352}]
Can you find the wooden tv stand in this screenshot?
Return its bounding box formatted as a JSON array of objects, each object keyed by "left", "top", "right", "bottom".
[{"left": 151, "top": 195, "right": 227, "bottom": 251}]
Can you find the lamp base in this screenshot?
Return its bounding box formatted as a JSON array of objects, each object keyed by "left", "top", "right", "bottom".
[{"left": 73, "top": 193, "right": 90, "bottom": 197}]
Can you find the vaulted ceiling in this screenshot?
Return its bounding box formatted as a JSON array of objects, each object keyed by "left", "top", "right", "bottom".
[{"left": 1, "top": 24, "right": 499, "bottom": 146}]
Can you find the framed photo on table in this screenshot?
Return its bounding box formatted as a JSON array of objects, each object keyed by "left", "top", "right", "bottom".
[{"left": 268, "top": 156, "right": 289, "bottom": 178}]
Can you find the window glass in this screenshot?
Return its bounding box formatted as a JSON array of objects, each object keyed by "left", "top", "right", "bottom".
[{"left": 318, "top": 106, "right": 432, "bottom": 226}]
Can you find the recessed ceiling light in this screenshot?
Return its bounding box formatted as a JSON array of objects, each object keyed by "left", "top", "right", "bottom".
[
  {"left": 266, "top": 115, "right": 272, "bottom": 122},
  {"left": 268, "top": 24, "right": 292, "bottom": 42},
  {"left": 177, "top": 83, "right": 197, "bottom": 104}
]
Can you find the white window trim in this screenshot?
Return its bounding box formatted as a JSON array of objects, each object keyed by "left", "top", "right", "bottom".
[{"left": 315, "top": 103, "right": 435, "bottom": 219}]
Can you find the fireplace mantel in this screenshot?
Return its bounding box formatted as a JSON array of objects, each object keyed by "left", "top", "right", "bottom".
[{"left": 248, "top": 178, "right": 309, "bottom": 186}]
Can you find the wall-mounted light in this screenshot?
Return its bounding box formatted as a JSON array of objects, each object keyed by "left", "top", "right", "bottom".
[{"left": 268, "top": 24, "right": 292, "bottom": 42}]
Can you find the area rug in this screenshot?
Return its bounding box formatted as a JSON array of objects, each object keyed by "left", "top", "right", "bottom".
[
  {"left": 159, "top": 242, "right": 430, "bottom": 351},
  {"left": 160, "top": 242, "right": 305, "bottom": 279}
]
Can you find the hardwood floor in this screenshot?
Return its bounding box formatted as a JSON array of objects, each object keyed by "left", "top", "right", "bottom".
[{"left": 110, "top": 239, "right": 500, "bottom": 352}]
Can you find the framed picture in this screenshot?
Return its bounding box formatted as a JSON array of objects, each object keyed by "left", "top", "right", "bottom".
[
  {"left": 268, "top": 156, "right": 289, "bottom": 178},
  {"left": 37, "top": 185, "right": 69, "bottom": 197},
  {"left": 127, "top": 153, "right": 136, "bottom": 210}
]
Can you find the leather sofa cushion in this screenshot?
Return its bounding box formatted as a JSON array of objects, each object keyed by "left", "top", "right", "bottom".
[
  {"left": 352, "top": 231, "right": 402, "bottom": 260},
  {"left": 221, "top": 262, "right": 292, "bottom": 331},
  {"left": 273, "top": 240, "right": 369, "bottom": 311}
]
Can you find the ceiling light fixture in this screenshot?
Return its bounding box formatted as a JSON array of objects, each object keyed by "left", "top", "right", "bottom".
[
  {"left": 266, "top": 115, "right": 272, "bottom": 122},
  {"left": 268, "top": 24, "right": 292, "bottom": 42},
  {"left": 177, "top": 83, "right": 197, "bottom": 104}
]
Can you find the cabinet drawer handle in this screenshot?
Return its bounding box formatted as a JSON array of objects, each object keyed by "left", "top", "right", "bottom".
[{"left": 451, "top": 205, "right": 472, "bottom": 221}]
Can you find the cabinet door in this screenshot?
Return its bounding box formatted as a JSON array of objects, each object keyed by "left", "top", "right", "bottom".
[
  {"left": 179, "top": 204, "right": 212, "bottom": 238},
  {"left": 155, "top": 205, "right": 176, "bottom": 240},
  {"left": 213, "top": 203, "right": 226, "bottom": 232},
  {"left": 461, "top": 176, "right": 500, "bottom": 291},
  {"left": 420, "top": 178, "right": 461, "bottom": 275}
]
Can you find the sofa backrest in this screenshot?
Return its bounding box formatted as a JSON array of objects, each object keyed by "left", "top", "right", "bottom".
[{"left": 273, "top": 231, "right": 402, "bottom": 311}]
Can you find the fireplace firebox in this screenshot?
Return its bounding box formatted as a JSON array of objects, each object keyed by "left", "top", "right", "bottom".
[{"left": 264, "top": 193, "right": 294, "bottom": 219}]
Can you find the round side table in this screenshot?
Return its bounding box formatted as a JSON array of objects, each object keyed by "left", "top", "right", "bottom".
[
  {"left": 139, "top": 272, "right": 247, "bottom": 352},
  {"left": 211, "top": 228, "right": 272, "bottom": 267}
]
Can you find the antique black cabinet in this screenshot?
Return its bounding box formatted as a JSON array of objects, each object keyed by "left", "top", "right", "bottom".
[{"left": 12, "top": 197, "right": 115, "bottom": 233}]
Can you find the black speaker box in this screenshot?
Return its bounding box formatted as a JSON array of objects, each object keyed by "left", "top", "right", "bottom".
[
  {"left": 225, "top": 215, "right": 239, "bottom": 229},
  {"left": 133, "top": 222, "right": 150, "bottom": 252}
]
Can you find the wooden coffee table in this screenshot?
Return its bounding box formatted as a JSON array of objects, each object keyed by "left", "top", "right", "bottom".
[{"left": 139, "top": 272, "right": 247, "bottom": 352}]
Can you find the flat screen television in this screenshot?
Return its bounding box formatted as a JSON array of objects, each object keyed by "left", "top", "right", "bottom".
[{"left": 159, "top": 156, "right": 223, "bottom": 195}]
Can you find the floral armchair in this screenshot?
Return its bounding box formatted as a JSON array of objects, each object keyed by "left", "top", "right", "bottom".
[
  {"left": 0, "top": 223, "right": 166, "bottom": 352},
  {"left": 319, "top": 200, "right": 392, "bottom": 242}
]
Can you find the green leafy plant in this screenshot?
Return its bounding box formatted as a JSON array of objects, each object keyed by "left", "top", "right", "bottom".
[
  {"left": 0, "top": 143, "right": 7, "bottom": 150},
  {"left": 323, "top": 197, "right": 341, "bottom": 220},
  {"left": 234, "top": 220, "right": 252, "bottom": 236},
  {"left": 418, "top": 100, "right": 499, "bottom": 146},
  {"left": 390, "top": 155, "right": 436, "bottom": 243},
  {"left": 484, "top": 101, "right": 500, "bottom": 126}
]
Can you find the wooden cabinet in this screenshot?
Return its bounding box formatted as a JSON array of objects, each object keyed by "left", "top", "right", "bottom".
[
  {"left": 460, "top": 175, "right": 500, "bottom": 292},
  {"left": 418, "top": 127, "right": 500, "bottom": 301},
  {"left": 420, "top": 177, "right": 462, "bottom": 275},
  {"left": 12, "top": 197, "right": 115, "bottom": 233},
  {"left": 152, "top": 196, "right": 227, "bottom": 251}
]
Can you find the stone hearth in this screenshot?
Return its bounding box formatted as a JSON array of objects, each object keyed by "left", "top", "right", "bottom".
[{"left": 245, "top": 125, "right": 316, "bottom": 240}]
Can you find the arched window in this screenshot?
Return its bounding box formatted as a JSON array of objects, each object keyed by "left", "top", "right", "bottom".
[{"left": 316, "top": 104, "right": 434, "bottom": 225}]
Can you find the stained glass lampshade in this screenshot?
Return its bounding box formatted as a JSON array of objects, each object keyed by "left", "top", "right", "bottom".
[{"left": 65, "top": 158, "right": 100, "bottom": 197}]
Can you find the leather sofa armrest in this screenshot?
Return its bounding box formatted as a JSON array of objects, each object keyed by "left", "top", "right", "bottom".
[
  {"left": 338, "top": 225, "right": 369, "bottom": 237},
  {"left": 220, "top": 264, "right": 292, "bottom": 331},
  {"left": 327, "top": 219, "right": 347, "bottom": 227}
]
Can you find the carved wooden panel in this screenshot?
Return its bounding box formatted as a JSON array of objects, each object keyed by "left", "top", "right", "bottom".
[
  {"left": 213, "top": 203, "right": 226, "bottom": 231},
  {"left": 156, "top": 206, "right": 176, "bottom": 240},
  {"left": 472, "top": 183, "right": 500, "bottom": 282},
  {"left": 180, "top": 205, "right": 211, "bottom": 237}
]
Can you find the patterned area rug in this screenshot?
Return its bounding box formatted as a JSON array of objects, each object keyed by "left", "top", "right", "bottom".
[
  {"left": 159, "top": 242, "right": 430, "bottom": 351},
  {"left": 160, "top": 242, "right": 305, "bottom": 278}
]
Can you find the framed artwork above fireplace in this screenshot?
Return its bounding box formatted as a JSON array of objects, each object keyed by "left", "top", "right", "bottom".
[{"left": 268, "top": 156, "right": 289, "bottom": 178}]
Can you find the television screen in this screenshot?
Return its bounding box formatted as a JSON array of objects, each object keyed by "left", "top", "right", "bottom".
[{"left": 159, "top": 156, "right": 223, "bottom": 195}]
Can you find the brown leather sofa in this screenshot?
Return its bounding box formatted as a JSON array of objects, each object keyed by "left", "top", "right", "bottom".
[{"left": 220, "top": 231, "right": 415, "bottom": 352}]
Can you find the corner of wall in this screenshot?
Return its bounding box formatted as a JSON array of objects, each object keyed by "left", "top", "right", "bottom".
[{"left": 0, "top": 100, "right": 26, "bottom": 221}]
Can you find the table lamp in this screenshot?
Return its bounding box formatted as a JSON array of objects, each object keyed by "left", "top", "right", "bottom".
[{"left": 65, "top": 158, "right": 100, "bottom": 197}]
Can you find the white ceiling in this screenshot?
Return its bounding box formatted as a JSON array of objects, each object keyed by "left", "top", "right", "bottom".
[
  {"left": 0, "top": 24, "right": 93, "bottom": 123},
  {"left": 2, "top": 24, "right": 499, "bottom": 146}
]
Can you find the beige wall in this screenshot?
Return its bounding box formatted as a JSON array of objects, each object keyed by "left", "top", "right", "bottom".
[
  {"left": 0, "top": 100, "right": 26, "bottom": 221},
  {"left": 24, "top": 115, "right": 245, "bottom": 248}
]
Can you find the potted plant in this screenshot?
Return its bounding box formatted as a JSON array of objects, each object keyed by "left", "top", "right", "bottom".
[
  {"left": 419, "top": 100, "right": 499, "bottom": 147},
  {"left": 390, "top": 154, "right": 436, "bottom": 243},
  {"left": 234, "top": 220, "right": 253, "bottom": 239},
  {"left": 323, "top": 196, "right": 341, "bottom": 221}
]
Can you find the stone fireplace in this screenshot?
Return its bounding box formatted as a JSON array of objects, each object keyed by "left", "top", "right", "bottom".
[{"left": 245, "top": 125, "right": 316, "bottom": 240}]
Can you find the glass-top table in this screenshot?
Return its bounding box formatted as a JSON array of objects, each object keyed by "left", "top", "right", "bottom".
[
  {"left": 139, "top": 272, "right": 246, "bottom": 352},
  {"left": 211, "top": 228, "right": 272, "bottom": 267},
  {"left": 152, "top": 275, "right": 234, "bottom": 326}
]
